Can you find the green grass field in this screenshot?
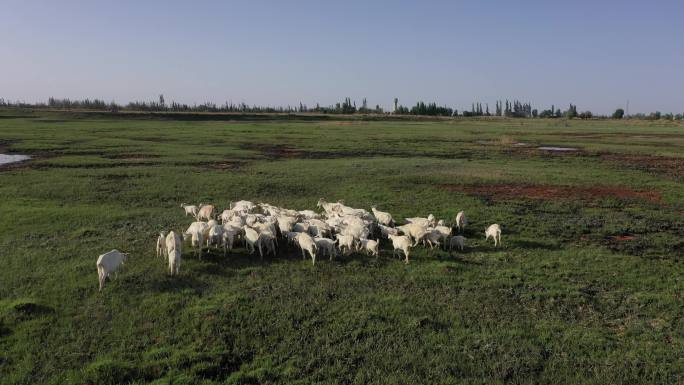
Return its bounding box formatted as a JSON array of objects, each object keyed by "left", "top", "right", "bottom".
[{"left": 0, "top": 111, "right": 682, "bottom": 384}]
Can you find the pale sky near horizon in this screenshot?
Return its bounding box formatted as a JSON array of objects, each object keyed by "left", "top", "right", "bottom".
[{"left": 2, "top": 0, "right": 683, "bottom": 114}]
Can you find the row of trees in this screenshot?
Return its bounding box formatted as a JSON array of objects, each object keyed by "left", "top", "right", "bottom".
[{"left": 0, "top": 97, "right": 681, "bottom": 120}]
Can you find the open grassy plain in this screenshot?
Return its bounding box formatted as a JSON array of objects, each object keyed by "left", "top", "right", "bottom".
[{"left": 0, "top": 111, "right": 682, "bottom": 384}]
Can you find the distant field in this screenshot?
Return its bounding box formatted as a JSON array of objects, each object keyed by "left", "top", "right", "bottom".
[{"left": 0, "top": 110, "right": 682, "bottom": 384}]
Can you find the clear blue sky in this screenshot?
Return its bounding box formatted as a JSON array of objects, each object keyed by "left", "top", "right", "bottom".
[{"left": 2, "top": 0, "right": 683, "bottom": 114}]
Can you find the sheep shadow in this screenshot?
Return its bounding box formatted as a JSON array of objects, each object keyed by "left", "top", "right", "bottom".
[
  {"left": 510, "top": 239, "right": 561, "bottom": 251},
  {"left": 146, "top": 272, "right": 209, "bottom": 293}
]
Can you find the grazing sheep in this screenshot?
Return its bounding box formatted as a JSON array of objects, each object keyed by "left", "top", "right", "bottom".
[
  {"left": 258, "top": 230, "right": 277, "bottom": 258},
  {"left": 378, "top": 224, "right": 399, "bottom": 238},
  {"left": 185, "top": 221, "right": 208, "bottom": 259},
  {"left": 387, "top": 234, "right": 412, "bottom": 264},
  {"left": 298, "top": 210, "right": 321, "bottom": 220},
  {"left": 165, "top": 231, "right": 182, "bottom": 275},
  {"left": 449, "top": 235, "right": 466, "bottom": 252},
  {"left": 181, "top": 203, "right": 199, "bottom": 217},
  {"left": 207, "top": 223, "right": 224, "bottom": 249},
  {"left": 335, "top": 234, "right": 356, "bottom": 255},
  {"left": 432, "top": 225, "right": 453, "bottom": 249},
  {"left": 243, "top": 226, "right": 261, "bottom": 256},
  {"left": 156, "top": 231, "right": 167, "bottom": 258},
  {"left": 397, "top": 223, "right": 428, "bottom": 243},
  {"left": 485, "top": 224, "right": 502, "bottom": 247},
  {"left": 96, "top": 249, "right": 129, "bottom": 291},
  {"left": 306, "top": 219, "right": 331, "bottom": 238},
  {"left": 317, "top": 198, "right": 340, "bottom": 217},
  {"left": 455, "top": 211, "right": 467, "bottom": 232},
  {"left": 358, "top": 238, "right": 379, "bottom": 257},
  {"left": 221, "top": 223, "right": 242, "bottom": 255},
  {"left": 197, "top": 204, "right": 215, "bottom": 221},
  {"left": 404, "top": 214, "right": 435, "bottom": 228},
  {"left": 284, "top": 231, "right": 300, "bottom": 246},
  {"left": 276, "top": 216, "right": 297, "bottom": 236},
  {"left": 371, "top": 206, "right": 394, "bottom": 226},
  {"left": 219, "top": 209, "right": 236, "bottom": 223},
  {"left": 296, "top": 232, "right": 318, "bottom": 265},
  {"left": 293, "top": 222, "right": 310, "bottom": 233},
  {"left": 165, "top": 231, "right": 182, "bottom": 256},
  {"left": 168, "top": 249, "right": 181, "bottom": 275},
  {"left": 231, "top": 200, "right": 256, "bottom": 213},
  {"left": 315, "top": 237, "right": 337, "bottom": 260},
  {"left": 421, "top": 230, "right": 443, "bottom": 249}
]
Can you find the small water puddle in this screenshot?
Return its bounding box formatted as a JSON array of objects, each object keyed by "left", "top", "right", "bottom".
[
  {"left": 537, "top": 146, "right": 578, "bottom": 152},
  {"left": 0, "top": 154, "right": 31, "bottom": 165}
]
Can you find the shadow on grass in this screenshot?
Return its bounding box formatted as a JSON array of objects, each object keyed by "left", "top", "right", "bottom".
[
  {"left": 146, "top": 272, "right": 209, "bottom": 293},
  {"left": 511, "top": 239, "right": 561, "bottom": 250}
]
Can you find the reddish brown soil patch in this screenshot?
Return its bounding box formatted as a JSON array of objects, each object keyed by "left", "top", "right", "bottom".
[
  {"left": 608, "top": 235, "right": 637, "bottom": 241},
  {"left": 241, "top": 143, "right": 307, "bottom": 159},
  {"left": 438, "top": 184, "right": 662, "bottom": 203},
  {"left": 205, "top": 160, "right": 246, "bottom": 170},
  {"left": 103, "top": 153, "right": 161, "bottom": 160},
  {"left": 602, "top": 154, "right": 684, "bottom": 180}
]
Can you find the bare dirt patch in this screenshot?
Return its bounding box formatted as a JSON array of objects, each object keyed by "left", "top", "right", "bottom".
[
  {"left": 103, "top": 153, "right": 161, "bottom": 160},
  {"left": 240, "top": 143, "right": 308, "bottom": 159},
  {"left": 601, "top": 153, "right": 684, "bottom": 180},
  {"left": 438, "top": 184, "right": 662, "bottom": 203},
  {"left": 203, "top": 160, "right": 247, "bottom": 170},
  {"left": 241, "top": 143, "right": 477, "bottom": 161},
  {"left": 608, "top": 235, "right": 637, "bottom": 241}
]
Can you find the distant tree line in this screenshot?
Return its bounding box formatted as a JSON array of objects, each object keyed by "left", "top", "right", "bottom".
[{"left": 0, "top": 96, "right": 681, "bottom": 120}]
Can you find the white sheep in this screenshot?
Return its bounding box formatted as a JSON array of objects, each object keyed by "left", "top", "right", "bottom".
[
  {"left": 371, "top": 206, "right": 394, "bottom": 226},
  {"left": 485, "top": 224, "right": 502, "bottom": 247},
  {"left": 243, "top": 226, "right": 261, "bottom": 256},
  {"left": 404, "top": 214, "right": 435, "bottom": 228},
  {"left": 387, "top": 234, "right": 412, "bottom": 264},
  {"left": 335, "top": 233, "right": 356, "bottom": 255},
  {"left": 432, "top": 225, "right": 453, "bottom": 249},
  {"left": 207, "top": 223, "right": 224, "bottom": 250},
  {"left": 231, "top": 200, "right": 256, "bottom": 213},
  {"left": 168, "top": 249, "right": 181, "bottom": 275},
  {"left": 156, "top": 231, "right": 167, "bottom": 258},
  {"left": 258, "top": 232, "right": 277, "bottom": 258},
  {"left": 196, "top": 204, "right": 215, "bottom": 221},
  {"left": 421, "top": 229, "right": 443, "bottom": 249},
  {"left": 221, "top": 223, "right": 242, "bottom": 255},
  {"left": 284, "top": 231, "right": 300, "bottom": 246},
  {"left": 298, "top": 210, "right": 321, "bottom": 220},
  {"left": 165, "top": 230, "right": 182, "bottom": 275},
  {"left": 397, "top": 223, "right": 428, "bottom": 243},
  {"left": 358, "top": 238, "right": 379, "bottom": 257},
  {"left": 277, "top": 216, "right": 297, "bottom": 235},
  {"left": 449, "top": 235, "right": 466, "bottom": 252},
  {"left": 185, "top": 221, "right": 208, "bottom": 259},
  {"left": 181, "top": 203, "right": 199, "bottom": 217},
  {"left": 315, "top": 237, "right": 337, "bottom": 260},
  {"left": 293, "top": 222, "right": 310, "bottom": 233},
  {"left": 455, "top": 211, "right": 467, "bottom": 232},
  {"left": 378, "top": 224, "right": 399, "bottom": 238},
  {"left": 219, "top": 209, "right": 236, "bottom": 223},
  {"left": 296, "top": 232, "right": 318, "bottom": 265},
  {"left": 96, "top": 249, "right": 129, "bottom": 291},
  {"left": 306, "top": 219, "right": 331, "bottom": 238},
  {"left": 165, "top": 230, "right": 182, "bottom": 256},
  {"left": 316, "top": 198, "right": 340, "bottom": 217}
]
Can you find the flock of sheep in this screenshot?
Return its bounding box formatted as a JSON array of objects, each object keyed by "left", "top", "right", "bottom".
[{"left": 96, "top": 199, "right": 502, "bottom": 290}]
